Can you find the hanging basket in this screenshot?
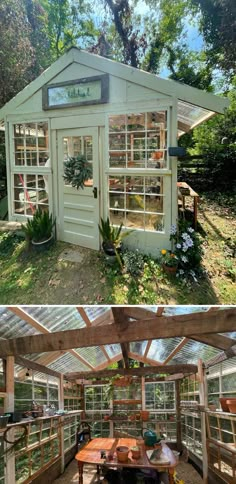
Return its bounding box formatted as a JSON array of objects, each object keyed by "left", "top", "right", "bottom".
[{"left": 113, "top": 376, "right": 133, "bottom": 387}]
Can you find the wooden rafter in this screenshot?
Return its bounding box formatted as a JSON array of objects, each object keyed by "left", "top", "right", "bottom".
[
  {"left": 8, "top": 306, "right": 94, "bottom": 370},
  {"left": 77, "top": 308, "right": 111, "bottom": 362},
  {"left": 112, "top": 308, "right": 130, "bottom": 369},
  {"left": 128, "top": 352, "right": 161, "bottom": 366},
  {"left": 15, "top": 356, "right": 61, "bottom": 379},
  {"left": 2, "top": 308, "right": 236, "bottom": 357},
  {"left": 64, "top": 364, "right": 198, "bottom": 380},
  {"left": 189, "top": 333, "right": 236, "bottom": 351},
  {"left": 205, "top": 344, "right": 236, "bottom": 368},
  {"left": 17, "top": 351, "right": 65, "bottom": 379},
  {"left": 163, "top": 338, "right": 189, "bottom": 365}
]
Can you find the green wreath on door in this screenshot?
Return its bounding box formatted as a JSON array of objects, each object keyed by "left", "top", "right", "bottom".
[{"left": 63, "top": 154, "right": 93, "bottom": 189}]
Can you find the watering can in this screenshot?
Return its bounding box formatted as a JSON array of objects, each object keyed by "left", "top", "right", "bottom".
[{"left": 142, "top": 429, "right": 160, "bottom": 447}]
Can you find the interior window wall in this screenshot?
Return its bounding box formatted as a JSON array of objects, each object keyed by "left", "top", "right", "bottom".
[{"left": 14, "top": 371, "right": 59, "bottom": 411}]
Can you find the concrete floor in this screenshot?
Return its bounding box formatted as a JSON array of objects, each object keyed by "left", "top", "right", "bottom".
[{"left": 54, "top": 460, "right": 203, "bottom": 483}]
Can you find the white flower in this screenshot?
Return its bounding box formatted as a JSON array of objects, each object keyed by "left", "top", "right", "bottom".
[
  {"left": 179, "top": 269, "right": 184, "bottom": 275},
  {"left": 176, "top": 243, "right": 181, "bottom": 249},
  {"left": 182, "top": 243, "right": 188, "bottom": 252},
  {"left": 188, "top": 227, "right": 194, "bottom": 233},
  {"left": 170, "top": 224, "right": 177, "bottom": 235},
  {"left": 182, "top": 232, "right": 188, "bottom": 240},
  {"left": 181, "top": 256, "right": 188, "bottom": 263}
]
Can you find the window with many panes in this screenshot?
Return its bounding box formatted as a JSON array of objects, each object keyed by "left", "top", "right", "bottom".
[
  {"left": 145, "top": 382, "right": 175, "bottom": 411},
  {"left": 12, "top": 122, "right": 50, "bottom": 217},
  {"left": 109, "top": 112, "right": 168, "bottom": 169},
  {"left": 108, "top": 175, "right": 164, "bottom": 231},
  {"left": 108, "top": 111, "right": 168, "bottom": 232},
  {"left": 85, "top": 385, "right": 109, "bottom": 412}
]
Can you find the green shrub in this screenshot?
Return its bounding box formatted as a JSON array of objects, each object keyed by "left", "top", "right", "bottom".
[{"left": 122, "top": 249, "right": 145, "bottom": 277}]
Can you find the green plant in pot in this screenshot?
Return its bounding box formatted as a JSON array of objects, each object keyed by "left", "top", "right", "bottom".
[
  {"left": 98, "top": 217, "right": 133, "bottom": 268},
  {"left": 21, "top": 208, "right": 56, "bottom": 252}
]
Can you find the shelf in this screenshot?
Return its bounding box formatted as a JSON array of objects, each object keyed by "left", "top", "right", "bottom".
[{"left": 113, "top": 400, "right": 142, "bottom": 405}]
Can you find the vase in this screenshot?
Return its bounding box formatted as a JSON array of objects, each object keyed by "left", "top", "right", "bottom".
[
  {"left": 162, "top": 264, "right": 177, "bottom": 275},
  {"left": 226, "top": 399, "right": 236, "bottom": 414},
  {"left": 116, "top": 446, "right": 129, "bottom": 462}
]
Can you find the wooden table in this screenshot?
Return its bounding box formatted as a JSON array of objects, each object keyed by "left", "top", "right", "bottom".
[
  {"left": 75, "top": 437, "right": 177, "bottom": 483},
  {"left": 177, "top": 181, "right": 199, "bottom": 230}
]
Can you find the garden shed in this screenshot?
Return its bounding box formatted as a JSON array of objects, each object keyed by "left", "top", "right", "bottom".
[
  {"left": 0, "top": 305, "right": 235, "bottom": 483},
  {"left": 0, "top": 48, "right": 229, "bottom": 254}
]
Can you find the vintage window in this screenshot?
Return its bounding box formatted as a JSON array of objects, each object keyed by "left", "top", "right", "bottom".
[
  {"left": 109, "top": 111, "right": 168, "bottom": 169},
  {"left": 63, "top": 135, "right": 93, "bottom": 186},
  {"left": 108, "top": 175, "right": 164, "bottom": 232},
  {"left": 145, "top": 382, "right": 175, "bottom": 411},
  {"left": 12, "top": 122, "right": 50, "bottom": 217},
  {"left": 85, "top": 385, "right": 109, "bottom": 412},
  {"left": 14, "top": 372, "right": 59, "bottom": 411},
  {"left": 14, "top": 122, "right": 49, "bottom": 167}
]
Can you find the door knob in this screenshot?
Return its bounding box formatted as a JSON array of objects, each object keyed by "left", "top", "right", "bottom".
[{"left": 93, "top": 187, "right": 98, "bottom": 199}]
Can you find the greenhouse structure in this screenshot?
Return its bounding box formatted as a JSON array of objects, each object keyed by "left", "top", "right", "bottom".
[
  {"left": 0, "top": 48, "right": 229, "bottom": 255},
  {"left": 0, "top": 306, "right": 235, "bottom": 484}
]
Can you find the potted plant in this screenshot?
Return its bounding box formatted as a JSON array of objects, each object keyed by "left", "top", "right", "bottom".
[
  {"left": 159, "top": 249, "right": 178, "bottom": 274},
  {"left": 98, "top": 217, "right": 133, "bottom": 268},
  {"left": 21, "top": 208, "right": 56, "bottom": 252},
  {"left": 208, "top": 400, "right": 217, "bottom": 411}
]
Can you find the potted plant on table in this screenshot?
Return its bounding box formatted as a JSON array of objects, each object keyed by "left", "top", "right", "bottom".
[
  {"left": 159, "top": 249, "right": 178, "bottom": 274},
  {"left": 98, "top": 217, "right": 133, "bottom": 268},
  {"left": 21, "top": 208, "right": 56, "bottom": 252}
]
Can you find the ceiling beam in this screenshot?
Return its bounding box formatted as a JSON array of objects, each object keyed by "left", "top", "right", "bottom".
[
  {"left": 205, "top": 344, "right": 236, "bottom": 369},
  {"left": 1, "top": 308, "right": 235, "bottom": 357},
  {"left": 17, "top": 351, "right": 65, "bottom": 379},
  {"left": 93, "top": 353, "right": 123, "bottom": 371},
  {"left": 124, "top": 307, "right": 160, "bottom": 320},
  {"left": 189, "top": 333, "right": 236, "bottom": 351},
  {"left": 64, "top": 364, "right": 198, "bottom": 380},
  {"left": 112, "top": 308, "right": 130, "bottom": 369},
  {"left": 144, "top": 308, "right": 164, "bottom": 359},
  {"left": 14, "top": 356, "right": 61, "bottom": 379},
  {"left": 8, "top": 306, "right": 94, "bottom": 370}
]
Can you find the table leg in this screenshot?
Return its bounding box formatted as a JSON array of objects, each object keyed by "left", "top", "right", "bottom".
[
  {"left": 194, "top": 196, "right": 198, "bottom": 230},
  {"left": 78, "top": 461, "right": 83, "bottom": 484},
  {"left": 168, "top": 468, "right": 175, "bottom": 484}
]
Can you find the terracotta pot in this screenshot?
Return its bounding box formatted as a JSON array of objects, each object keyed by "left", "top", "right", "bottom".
[
  {"left": 116, "top": 446, "right": 129, "bottom": 462},
  {"left": 140, "top": 411, "right": 149, "bottom": 421},
  {"left": 113, "top": 376, "right": 132, "bottom": 387},
  {"left": 226, "top": 399, "right": 236, "bottom": 414},
  {"left": 152, "top": 151, "right": 163, "bottom": 160},
  {"left": 219, "top": 398, "right": 230, "bottom": 412},
  {"left": 131, "top": 447, "right": 141, "bottom": 459},
  {"left": 162, "top": 264, "right": 177, "bottom": 275},
  {"left": 104, "top": 415, "right": 110, "bottom": 421}
]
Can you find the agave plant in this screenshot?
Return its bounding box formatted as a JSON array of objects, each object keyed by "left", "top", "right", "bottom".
[
  {"left": 98, "top": 217, "right": 133, "bottom": 268},
  {"left": 21, "top": 208, "right": 56, "bottom": 244}
]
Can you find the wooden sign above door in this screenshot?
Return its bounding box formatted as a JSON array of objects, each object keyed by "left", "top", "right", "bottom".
[{"left": 42, "top": 74, "right": 109, "bottom": 110}]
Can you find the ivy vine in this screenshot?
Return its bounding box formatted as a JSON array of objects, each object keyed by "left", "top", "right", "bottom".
[{"left": 63, "top": 154, "right": 93, "bottom": 190}]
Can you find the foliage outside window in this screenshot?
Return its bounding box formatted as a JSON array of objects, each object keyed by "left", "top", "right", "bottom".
[
  {"left": 14, "top": 372, "right": 59, "bottom": 411},
  {"left": 64, "top": 382, "right": 82, "bottom": 410},
  {"left": 109, "top": 175, "right": 165, "bottom": 232},
  {"left": 145, "top": 382, "right": 175, "bottom": 411},
  {"left": 85, "top": 385, "right": 109, "bottom": 412}
]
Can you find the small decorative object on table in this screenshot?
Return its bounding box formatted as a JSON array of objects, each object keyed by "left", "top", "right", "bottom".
[{"left": 130, "top": 446, "right": 141, "bottom": 459}]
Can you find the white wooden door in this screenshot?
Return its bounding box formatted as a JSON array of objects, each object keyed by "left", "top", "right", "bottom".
[{"left": 57, "top": 127, "right": 100, "bottom": 249}]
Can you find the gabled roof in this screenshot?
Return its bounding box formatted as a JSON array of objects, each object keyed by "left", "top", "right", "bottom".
[{"left": 0, "top": 47, "right": 229, "bottom": 130}]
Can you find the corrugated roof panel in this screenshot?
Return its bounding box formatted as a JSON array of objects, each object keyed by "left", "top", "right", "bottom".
[
  {"left": 104, "top": 344, "right": 121, "bottom": 358},
  {"left": 130, "top": 341, "right": 148, "bottom": 355},
  {"left": 48, "top": 353, "right": 89, "bottom": 373},
  {"left": 170, "top": 340, "right": 220, "bottom": 365},
  {"left": 74, "top": 346, "right": 107, "bottom": 367},
  {"left": 0, "top": 307, "right": 37, "bottom": 338},
  {"left": 148, "top": 338, "right": 183, "bottom": 362},
  {"left": 24, "top": 306, "right": 86, "bottom": 331}
]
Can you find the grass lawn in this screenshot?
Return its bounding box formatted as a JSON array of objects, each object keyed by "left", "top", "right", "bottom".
[{"left": 0, "top": 192, "right": 235, "bottom": 305}]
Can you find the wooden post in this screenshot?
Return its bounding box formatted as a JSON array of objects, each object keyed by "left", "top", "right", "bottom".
[
  {"left": 175, "top": 380, "right": 182, "bottom": 452},
  {"left": 198, "top": 359, "right": 208, "bottom": 484},
  {"left": 58, "top": 374, "right": 64, "bottom": 411},
  {"left": 58, "top": 375, "right": 65, "bottom": 474},
  {"left": 5, "top": 356, "right": 15, "bottom": 484}
]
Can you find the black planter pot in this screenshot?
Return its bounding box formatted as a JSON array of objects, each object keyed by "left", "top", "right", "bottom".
[
  {"left": 32, "top": 234, "right": 54, "bottom": 253},
  {"left": 102, "top": 242, "right": 116, "bottom": 256}
]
